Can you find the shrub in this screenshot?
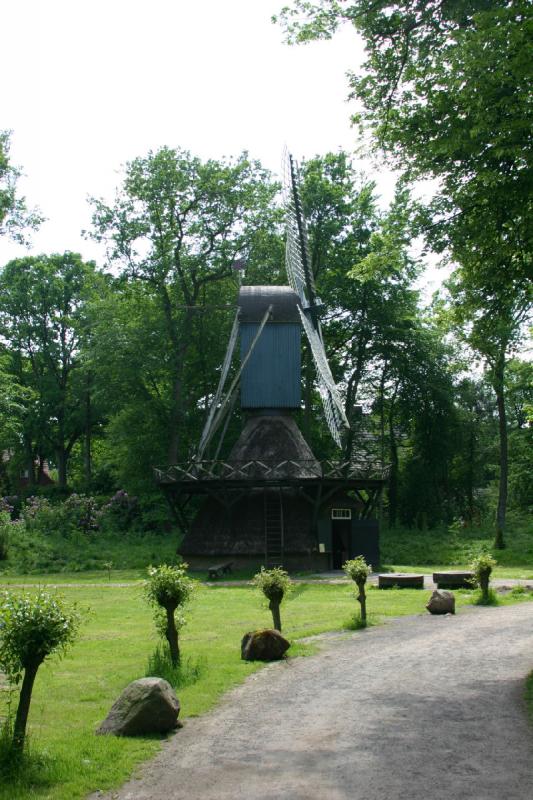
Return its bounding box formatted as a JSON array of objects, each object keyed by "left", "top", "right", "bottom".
[
  {"left": 20, "top": 496, "right": 58, "bottom": 536},
  {"left": 99, "top": 490, "right": 139, "bottom": 531},
  {"left": 470, "top": 553, "right": 497, "bottom": 604},
  {"left": 61, "top": 494, "right": 99, "bottom": 534},
  {"left": 0, "top": 511, "right": 10, "bottom": 561},
  {"left": 144, "top": 564, "right": 195, "bottom": 666},
  {"left": 145, "top": 644, "right": 204, "bottom": 689},
  {"left": 253, "top": 567, "right": 291, "bottom": 632},
  {"left": 343, "top": 556, "right": 371, "bottom": 626},
  {"left": 0, "top": 590, "right": 80, "bottom": 752}
]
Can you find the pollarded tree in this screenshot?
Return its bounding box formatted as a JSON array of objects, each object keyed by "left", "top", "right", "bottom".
[
  {"left": 343, "top": 556, "right": 371, "bottom": 626},
  {"left": 0, "top": 590, "right": 80, "bottom": 752},
  {"left": 144, "top": 564, "right": 195, "bottom": 666},
  {"left": 253, "top": 567, "right": 292, "bottom": 632}
]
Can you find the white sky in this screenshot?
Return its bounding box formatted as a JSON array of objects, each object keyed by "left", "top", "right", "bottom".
[{"left": 1, "top": 0, "right": 441, "bottom": 295}]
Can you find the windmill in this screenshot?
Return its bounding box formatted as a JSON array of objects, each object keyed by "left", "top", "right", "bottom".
[{"left": 155, "top": 151, "right": 388, "bottom": 571}]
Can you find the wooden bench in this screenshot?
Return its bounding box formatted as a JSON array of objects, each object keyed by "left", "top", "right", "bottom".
[
  {"left": 433, "top": 571, "right": 474, "bottom": 589},
  {"left": 378, "top": 573, "right": 425, "bottom": 589},
  {"left": 207, "top": 562, "right": 234, "bottom": 580}
]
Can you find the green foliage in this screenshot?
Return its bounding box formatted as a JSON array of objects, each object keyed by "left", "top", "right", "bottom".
[
  {"left": 343, "top": 556, "right": 371, "bottom": 585},
  {"left": 0, "top": 252, "right": 105, "bottom": 488},
  {"left": 253, "top": 567, "right": 292, "bottom": 602},
  {"left": 0, "top": 512, "right": 10, "bottom": 561},
  {"left": 472, "top": 588, "right": 499, "bottom": 607},
  {"left": 144, "top": 564, "right": 195, "bottom": 613},
  {"left": 0, "top": 130, "right": 42, "bottom": 242},
  {"left": 0, "top": 590, "right": 80, "bottom": 682},
  {"left": 145, "top": 644, "right": 204, "bottom": 689},
  {"left": 470, "top": 553, "right": 497, "bottom": 585},
  {"left": 277, "top": 0, "right": 533, "bottom": 543}
]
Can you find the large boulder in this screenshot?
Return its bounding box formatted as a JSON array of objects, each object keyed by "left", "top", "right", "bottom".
[
  {"left": 426, "top": 589, "right": 455, "bottom": 615},
  {"left": 241, "top": 629, "right": 290, "bottom": 661},
  {"left": 97, "top": 677, "right": 180, "bottom": 736}
]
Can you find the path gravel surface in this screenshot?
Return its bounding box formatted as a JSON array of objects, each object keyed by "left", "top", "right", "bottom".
[{"left": 92, "top": 603, "right": 533, "bottom": 800}]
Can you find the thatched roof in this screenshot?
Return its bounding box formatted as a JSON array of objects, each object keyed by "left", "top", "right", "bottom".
[{"left": 227, "top": 413, "right": 319, "bottom": 478}]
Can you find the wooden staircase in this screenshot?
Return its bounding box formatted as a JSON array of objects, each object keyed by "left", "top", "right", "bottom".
[{"left": 264, "top": 488, "right": 284, "bottom": 567}]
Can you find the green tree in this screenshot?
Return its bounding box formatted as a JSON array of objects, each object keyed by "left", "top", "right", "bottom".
[
  {"left": 89, "top": 147, "right": 279, "bottom": 465},
  {"left": 0, "top": 590, "right": 80, "bottom": 752},
  {"left": 277, "top": 0, "right": 533, "bottom": 545},
  {"left": 144, "top": 564, "right": 195, "bottom": 666},
  {"left": 253, "top": 567, "right": 291, "bottom": 632},
  {"left": 0, "top": 130, "right": 42, "bottom": 241},
  {"left": 343, "top": 556, "right": 371, "bottom": 625},
  {"left": 0, "top": 253, "right": 103, "bottom": 487}
]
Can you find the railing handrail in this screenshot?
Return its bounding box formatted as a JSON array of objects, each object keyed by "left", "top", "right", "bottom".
[{"left": 154, "top": 458, "right": 391, "bottom": 483}]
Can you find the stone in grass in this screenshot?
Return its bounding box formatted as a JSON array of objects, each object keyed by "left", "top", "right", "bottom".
[
  {"left": 241, "top": 629, "right": 290, "bottom": 661},
  {"left": 97, "top": 677, "right": 180, "bottom": 736},
  {"left": 426, "top": 589, "right": 455, "bottom": 616}
]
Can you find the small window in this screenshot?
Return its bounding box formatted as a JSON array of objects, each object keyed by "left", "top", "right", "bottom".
[{"left": 331, "top": 508, "right": 351, "bottom": 520}]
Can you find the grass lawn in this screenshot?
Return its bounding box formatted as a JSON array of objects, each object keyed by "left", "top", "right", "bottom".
[
  {"left": 0, "top": 574, "right": 532, "bottom": 800},
  {"left": 380, "top": 515, "right": 533, "bottom": 578}
]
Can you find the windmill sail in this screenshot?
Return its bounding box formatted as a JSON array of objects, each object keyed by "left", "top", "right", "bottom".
[
  {"left": 298, "top": 307, "right": 349, "bottom": 447},
  {"left": 282, "top": 148, "right": 317, "bottom": 312},
  {"left": 283, "top": 148, "right": 350, "bottom": 447}
]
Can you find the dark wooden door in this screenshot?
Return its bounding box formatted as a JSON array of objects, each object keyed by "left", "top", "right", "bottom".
[{"left": 332, "top": 519, "right": 351, "bottom": 569}]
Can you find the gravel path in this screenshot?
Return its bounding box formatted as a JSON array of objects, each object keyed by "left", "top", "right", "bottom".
[{"left": 91, "top": 602, "right": 533, "bottom": 800}]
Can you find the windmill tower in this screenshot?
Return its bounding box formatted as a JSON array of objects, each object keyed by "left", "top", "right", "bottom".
[{"left": 156, "top": 151, "right": 387, "bottom": 571}]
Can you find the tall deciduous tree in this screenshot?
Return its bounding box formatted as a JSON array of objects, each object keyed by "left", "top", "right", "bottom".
[
  {"left": 276, "top": 0, "right": 533, "bottom": 544},
  {"left": 0, "top": 253, "right": 102, "bottom": 487},
  {"left": 89, "top": 147, "right": 279, "bottom": 465}
]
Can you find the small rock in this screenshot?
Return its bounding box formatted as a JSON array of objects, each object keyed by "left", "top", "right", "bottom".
[
  {"left": 241, "top": 629, "right": 290, "bottom": 661},
  {"left": 97, "top": 677, "right": 180, "bottom": 736},
  {"left": 426, "top": 589, "right": 455, "bottom": 615}
]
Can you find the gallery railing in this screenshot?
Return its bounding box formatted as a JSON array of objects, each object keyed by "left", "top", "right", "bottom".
[{"left": 154, "top": 459, "right": 390, "bottom": 484}]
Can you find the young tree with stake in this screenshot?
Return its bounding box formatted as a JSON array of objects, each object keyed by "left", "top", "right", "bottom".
[{"left": 0, "top": 590, "right": 80, "bottom": 753}]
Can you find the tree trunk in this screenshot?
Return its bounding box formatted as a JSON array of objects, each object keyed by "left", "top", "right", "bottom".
[
  {"left": 13, "top": 660, "right": 40, "bottom": 752},
  {"left": 165, "top": 309, "right": 194, "bottom": 465},
  {"left": 56, "top": 447, "right": 68, "bottom": 488},
  {"left": 24, "top": 437, "right": 36, "bottom": 488},
  {"left": 268, "top": 598, "right": 282, "bottom": 632},
  {"left": 357, "top": 580, "right": 367, "bottom": 624},
  {"left": 493, "top": 358, "right": 508, "bottom": 549},
  {"left": 387, "top": 396, "right": 399, "bottom": 528},
  {"left": 165, "top": 606, "right": 180, "bottom": 666},
  {"left": 479, "top": 569, "right": 491, "bottom": 603},
  {"left": 83, "top": 376, "right": 92, "bottom": 487}
]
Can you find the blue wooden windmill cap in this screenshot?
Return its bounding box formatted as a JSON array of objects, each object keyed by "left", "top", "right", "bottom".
[
  {"left": 238, "top": 285, "right": 301, "bottom": 323},
  {"left": 239, "top": 286, "right": 301, "bottom": 409}
]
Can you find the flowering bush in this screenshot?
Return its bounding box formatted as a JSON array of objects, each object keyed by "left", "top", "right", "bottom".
[
  {"left": 99, "top": 489, "right": 139, "bottom": 531},
  {"left": 0, "top": 497, "right": 14, "bottom": 517},
  {"left": 20, "top": 496, "right": 58, "bottom": 536},
  {"left": 62, "top": 494, "right": 99, "bottom": 534}
]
